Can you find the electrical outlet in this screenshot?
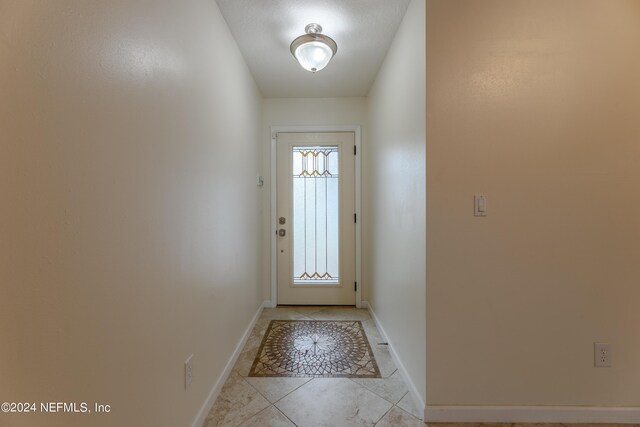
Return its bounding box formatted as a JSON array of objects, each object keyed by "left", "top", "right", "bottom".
[
  {"left": 184, "top": 354, "right": 194, "bottom": 389},
  {"left": 594, "top": 343, "right": 611, "bottom": 367}
]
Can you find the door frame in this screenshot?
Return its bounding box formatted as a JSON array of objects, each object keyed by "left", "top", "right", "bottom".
[{"left": 270, "top": 125, "right": 362, "bottom": 308}]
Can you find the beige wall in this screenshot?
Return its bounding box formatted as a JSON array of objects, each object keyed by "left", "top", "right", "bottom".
[
  {"left": 427, "top": 0, "right": 640, "bottom": 407},
  {"left": 0, "top": 1, "right": 263, "bottom": 426},
  {"left": 366, "top": 0, "right": 426, "bottom": 406},
  {"left": 261, "top": 97, "right": 367, "bottom": 302}
]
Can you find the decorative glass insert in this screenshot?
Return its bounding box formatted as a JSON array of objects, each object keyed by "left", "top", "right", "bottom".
[{"left": 292, "top": 146, "right": 339, "bottom": 284}]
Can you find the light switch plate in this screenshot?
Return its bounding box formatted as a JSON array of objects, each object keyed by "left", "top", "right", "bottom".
[{"left": 474, "top": 194, "right": 488, "bottom": 217}]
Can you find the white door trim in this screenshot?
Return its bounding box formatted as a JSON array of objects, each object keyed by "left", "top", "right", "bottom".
[{"left": 270, "top": 125, "right": 362, "bottom": 308}]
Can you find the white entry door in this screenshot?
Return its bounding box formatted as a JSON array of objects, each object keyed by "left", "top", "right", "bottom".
[{"left": 276, "top": 132, "right": 356, "bottom": 305}]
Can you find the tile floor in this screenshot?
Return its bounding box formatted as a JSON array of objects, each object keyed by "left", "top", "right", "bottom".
[
  {"left": 202, "top": 307, "right": 636, "bottom": 427},
  {"left": 202, "top": 306, "right": 424, "bottom": 427},
  {"left": 249, "top": 319, "right": 380, "bottom": 378}
]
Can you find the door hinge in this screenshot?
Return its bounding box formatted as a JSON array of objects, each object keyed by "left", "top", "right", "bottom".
[
  {"left": 354, "top": 213, "right": 357, "bottom": 223},
  {"left": 354, "top": 282, "right": 357, "bottom": 292},
  {"left": 354, "top": 145, "right": 357, "bottom": 155}
]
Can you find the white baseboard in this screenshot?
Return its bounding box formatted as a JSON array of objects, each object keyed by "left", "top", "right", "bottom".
[
  {"left": 366, "top": 301, "right": 425, "bottom": 421},
  {"left": 360, "top": 300, "right": 370, "bottom": 310},
  {"left": 190, "top": 300, "right": 267, "bottom": 427},
  {"left": 425, "top": 405, "right": 640, "bottom": 424}
]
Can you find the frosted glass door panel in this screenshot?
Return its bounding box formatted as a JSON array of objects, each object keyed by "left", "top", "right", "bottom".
[{"left": 292, "top": 146, "right": 340, "bottom": 284}]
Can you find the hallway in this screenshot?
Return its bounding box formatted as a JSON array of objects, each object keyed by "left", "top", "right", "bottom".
[
  {"left": 1, "top": 0, "right": 425, "bottom": 424},
  {"left": 3, "top": 0, "right": 640, "bottom": 426},
  {"left": 202, "top": 307, "right": 423, "bottom": 427}
]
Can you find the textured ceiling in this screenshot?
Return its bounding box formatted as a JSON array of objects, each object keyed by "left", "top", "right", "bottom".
[{"left": 216, "top": 0, "right": 411, "bottom": 98}]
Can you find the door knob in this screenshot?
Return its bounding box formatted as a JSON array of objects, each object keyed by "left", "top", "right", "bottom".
[
  {"left": 278, "top": 229, "right": 286, "bottom": 237},
  {"left": 279, "top": 217, "right": 286, "bottom": 225}
]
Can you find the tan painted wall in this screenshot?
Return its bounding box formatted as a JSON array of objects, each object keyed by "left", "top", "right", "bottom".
[
  {"left": 0, "top": 1, "right": 263, "bottom": 426},
  {"left": 366, "top": 0, "right": 426, "bottom": 405},
  {"left": 261, "top": 97, "right": 367, "bottom": 302},
  {"left": 427, "top": 0, "right": 640, "bottom": 406}
]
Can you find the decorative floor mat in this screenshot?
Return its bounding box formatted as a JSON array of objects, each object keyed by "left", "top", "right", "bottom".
[{"left": 249, "top": 320, "right": 381, "bottom": 378}]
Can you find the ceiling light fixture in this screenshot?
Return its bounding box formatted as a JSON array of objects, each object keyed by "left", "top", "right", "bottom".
[{"left": 290, "top": 23, "right": 337, "bottom": 73}]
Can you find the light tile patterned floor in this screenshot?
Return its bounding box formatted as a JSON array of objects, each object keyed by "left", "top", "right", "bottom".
[
  {"left": 202, "top": 306, "right": 423, "bottom": 427},
  {"left": 249, "top": 319, "right": 380, "bottom": 378},
  {"left": 202, "top": 308, "right": 637, "bottom": 427}
]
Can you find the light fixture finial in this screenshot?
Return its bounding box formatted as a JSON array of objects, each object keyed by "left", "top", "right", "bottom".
[{"left": 305, "top": 23, "right": 322, "bottom": 34}]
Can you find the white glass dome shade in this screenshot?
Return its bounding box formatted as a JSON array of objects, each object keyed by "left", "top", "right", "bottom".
[{"left": 290, "top": 24, "right": 337, "bottom": 73}]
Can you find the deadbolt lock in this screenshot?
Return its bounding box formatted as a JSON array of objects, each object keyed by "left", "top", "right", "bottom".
[
  {"left": 278, "top": 229, "right": 286, "bottom": 237},
  {"left": 279, "top": 217, "right": 286, "bottom": 225}
]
